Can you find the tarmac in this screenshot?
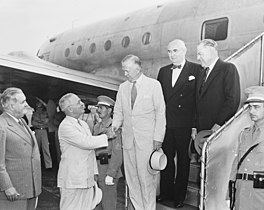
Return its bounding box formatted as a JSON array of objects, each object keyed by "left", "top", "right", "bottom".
[{"left": 36, "top": 168, "right": 197, "bottom": 210}]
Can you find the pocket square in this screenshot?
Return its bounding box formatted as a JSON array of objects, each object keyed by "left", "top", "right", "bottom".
[{"left": 188, "top": 75, "right": 195, "bottom": 81}]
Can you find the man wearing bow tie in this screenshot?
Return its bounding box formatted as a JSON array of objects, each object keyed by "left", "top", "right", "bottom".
[
  {"left": 193, "top": 39, "right": 240, "bottom": 136},
  {"left": 157, "top": 39, "right": 200, "bottom": 208}
]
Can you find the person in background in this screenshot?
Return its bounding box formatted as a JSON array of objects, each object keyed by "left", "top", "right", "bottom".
[
  {"left": 193, "top": 39, "right": 240, "bottom": 137},
  {"left": 228, "top": 86, "right": 264, "bottom": 210},
  {"left": 157, "top": 39, "right": 200, "bottom": 208},
  {"left": 0, "top": 87, "right": 41, "bottom": 210},
  {"left": 32, "top": 101, "right": 52, "bottom": 170},
  {"left": 57, "top": 93, "right": 114, "bottom": 210},
  {"left": 112, "top": 55, "right": 166, "bottom": 210},
  {"left": 53, "top": 106, "right": 65, "bottom": 164},
  {"left": 94, "top": 95, "right": 123, "bottom": 210}
]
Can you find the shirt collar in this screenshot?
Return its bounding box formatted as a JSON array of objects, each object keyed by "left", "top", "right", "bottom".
[
  {"left": 132, "top": 73, "right": 143, "bottom": 87},
  {"left": 6, "top": 112, "right": 19, "bottom": 123},
  {"left": 208, "top": 58, "right": 219, "bottom": 70}
]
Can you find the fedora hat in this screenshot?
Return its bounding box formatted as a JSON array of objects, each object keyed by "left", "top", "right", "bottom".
[
  {"left": 91, "top": 182, "right": 102, "bottom": 209},
  {"left": 194, "top": 130, "right": 213, "bottom": 155},
  {"left": 147, "top": 149, "right": 167, "bottom": 175}
]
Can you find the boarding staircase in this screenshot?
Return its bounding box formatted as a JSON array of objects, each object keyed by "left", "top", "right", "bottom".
[{"left": 157, "top": 32, "right": 264, "bottom": 210}]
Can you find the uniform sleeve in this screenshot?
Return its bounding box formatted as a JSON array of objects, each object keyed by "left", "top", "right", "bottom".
[
  {"left": 58, "top": 121, "right": 108, "bottom": 150},
  {"left": 153, "top": 81, "right": 166, "bottom": 142},
  {"left": 107, "top": 131, "right": 123, "bottom": 178},
  {"left": 0, "top": 125, "right": 13, "bottom": 190}
]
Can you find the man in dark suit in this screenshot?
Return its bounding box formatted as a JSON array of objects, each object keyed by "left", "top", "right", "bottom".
[
  {"left": 192, "top": 39, "right": 240, "bottom": 137},
  {"left": 157, "top": 39, "right": 200, "bottom": 208},
  {"left": 0, "top": 87, "right": 41, "bottom": 210}
]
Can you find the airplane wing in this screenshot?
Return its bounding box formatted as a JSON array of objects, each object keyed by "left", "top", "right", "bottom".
[{"left": 0, "top": 52, "right": 119, "bottom": 105}]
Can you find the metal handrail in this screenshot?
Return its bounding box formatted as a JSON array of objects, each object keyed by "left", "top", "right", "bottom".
[
  {"left": 199, "top": 104, "right": 248, "bottom": 210},
  {"left": 199, "top": 32, "right": 264, "bottom": 210}
]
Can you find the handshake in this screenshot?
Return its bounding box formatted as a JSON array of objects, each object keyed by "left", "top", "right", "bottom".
[{"left": 98, "top": 126, "right": 117, "bottom": 140}]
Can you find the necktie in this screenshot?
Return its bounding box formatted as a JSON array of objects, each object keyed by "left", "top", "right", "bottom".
[
  {"left": 199, "top": 67, "right": 209, "bottom": 94},
  {"left": 171, "top": 64, "right": 181, "bottom": 70},
  {"left": 131, "top": 82, "right": 137, "bottom": 109}
]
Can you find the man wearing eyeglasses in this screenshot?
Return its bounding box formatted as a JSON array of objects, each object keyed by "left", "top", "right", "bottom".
[{"left": 57, "top": 93, "right": 114, "bottom": 210}]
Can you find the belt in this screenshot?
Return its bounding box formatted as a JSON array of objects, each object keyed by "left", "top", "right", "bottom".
[
  {"left": 96, "top": 154, "right": 111, "bottom": 160},
  {"left": 236, "top": 173, "right": 254, "bottom": 181}
]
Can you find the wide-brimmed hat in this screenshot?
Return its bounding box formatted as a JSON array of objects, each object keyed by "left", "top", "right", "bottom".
[
  {"left": 91, "top": 182, "right": 102, "bottom": 209},
  {"left": 147, "top": 149, "right": 167, "bottom": 175},
  {"left": 194, "top": 130, "right": 213, "bottom": 155}
]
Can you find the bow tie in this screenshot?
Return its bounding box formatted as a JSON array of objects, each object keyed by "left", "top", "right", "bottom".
[{"left": 171, "top": 64, "right": 181, "bottom": 70}]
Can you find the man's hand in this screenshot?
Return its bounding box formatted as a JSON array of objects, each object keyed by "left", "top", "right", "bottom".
[
  {"left": 112, "top": 125, "right": 119, "bottom": 133},
  {"left": 105, "top": 175, "right": 114, "bottom": 185},
  {"left": 5, "top": 187, "right": 20, "bottom": 201},
  {"left": 191, "top": 128, "right": 197, "bottom": 140},
  {"left": 153, "top": 140, "right": 162, "bottom": 151},
  {"left": 211, "top": 124, "right": 221, "bottom": 133}
]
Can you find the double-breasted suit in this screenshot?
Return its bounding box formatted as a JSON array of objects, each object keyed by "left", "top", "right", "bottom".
[
  {"left": 196, "top": 59, "right": 240, "bottom": 131},
  {"left": 157, "top": 60, "right": 200, "bottom": 202},
  {"left": 0, "top": 112, "right": 41, "bottom": 209},
  {"left": 113, "top": 74, "right": 166, "bottom": 210}
]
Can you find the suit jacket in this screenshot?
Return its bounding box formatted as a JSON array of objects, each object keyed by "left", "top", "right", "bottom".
[
  {"left": 113, "top": 74, "right": 166, "bottom": 150},
  {"left": 196, "top": 59, "right": 240, "bottom": 131},
  {"left": 157, "top": 60, "right": 201, "bottom": 128},
  {"left": 57, "top": 116, "right": 108, "bottom": 189},
  {"left": 0, "top": 112, "right": 41, "bottom": 200}
]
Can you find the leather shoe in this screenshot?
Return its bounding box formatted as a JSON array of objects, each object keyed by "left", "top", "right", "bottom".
[
  {"left": 156, "top": 196, "right": 168, "bottom": 203},
  {"left": 174, "top": 201, "right": 184, "bottom": 208}
]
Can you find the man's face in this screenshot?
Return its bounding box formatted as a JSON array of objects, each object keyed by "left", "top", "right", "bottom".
[
  {"left": 68, "top": 95, "right": 85, "bottom": 116},
  {"left": 97, "top": 105, "right": 111, "bottom": 119},
  {"left": 248, "top": 102, "right": 264, "bottom": 123},
  {"left": 167, "top": 42, "right": 186, "bottom": 64},
  {"left": 122, "top": 60, "right": 140, "bottom": 82},
  {"left": 197, "top": 44, "right": 214, "bottom": 68},
  {"left": 12, "top": 92, "right": 28, "bottom": 118}
]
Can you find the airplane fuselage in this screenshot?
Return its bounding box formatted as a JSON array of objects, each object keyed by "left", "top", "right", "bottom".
[{"left": 38, "top": 0, "right": 264, "bottom": 83}]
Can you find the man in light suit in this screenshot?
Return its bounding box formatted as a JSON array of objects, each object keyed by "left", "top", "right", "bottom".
[
  {"left": 157, "top": 39, "right": 200, "bottom": 208},
  {"left": 58, "top": 93, "right": 113, "bottom": 210},
  {"left": 193, "top": 39, "right": 240, "bottom": 136},
  {"left": 112, "top": 55, "right": 166, "bottom": 210},
  {"left": 0, "top": 87, "right": 41, "bottom": 210}
]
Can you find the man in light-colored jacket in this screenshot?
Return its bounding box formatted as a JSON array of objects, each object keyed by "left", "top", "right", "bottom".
[
  {"left": 112, "top": 55, "right": 166, "bottom": 210},
  {"left": 57, "top": 93, "right": 113, "bottom": 210}
]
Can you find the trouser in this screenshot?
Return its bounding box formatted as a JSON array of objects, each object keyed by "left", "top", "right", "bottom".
[
  {"left": 35, "top": 129, "right": 52, "bottom": 169},
  {"left": 123, "top": 141, "right": 157, "bottom": 210},
  {"left": 160, "top": 127, "right": 191, "bottom": 202},
  {"left": 95, "top": 162, "right": 119, "bottom": 210}
]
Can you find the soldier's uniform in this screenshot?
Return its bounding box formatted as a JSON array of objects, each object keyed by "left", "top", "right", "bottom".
[
  {"left": 32, "top": 102, "right": 52, "bottom": 169},
  {"left": 93, "top": 96, "right": 123, "bottom": 210},
  {"left": 229, "top": 86, "right": 264, "bottom": 210}
]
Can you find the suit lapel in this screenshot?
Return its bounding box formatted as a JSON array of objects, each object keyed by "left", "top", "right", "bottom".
[{"left": 3, "top": 113, "right": 33, "bottom": 145}]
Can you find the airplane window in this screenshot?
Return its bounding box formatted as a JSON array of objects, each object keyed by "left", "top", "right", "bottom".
[
  {"left": 202, "top": 17, "right": 229, "bottom": 41},
  {"left": 76, "top": 45, "right": 82, "bottom": 55},
  {"left": 104, "top": 40, "right": 112, "bottom": 51},
  {"left": 89, "top": 43, "right": 96, "bottom": 54},
  {"left": 142, "top": 32, "right": 151, "bottom": 45},
  {"left": 65, "top": 48, "right": 70, "bottom": 57},
  {"left": 122, "top": 36, "right": 130, "bottom": 48}
]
